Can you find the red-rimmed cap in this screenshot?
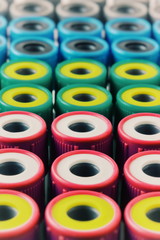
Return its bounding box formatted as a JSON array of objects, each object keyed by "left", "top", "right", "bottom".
[
  {"left": 0, "top": 111, "right": 47, "bottom": 143},
  {"left": 124, "top": 150, "right": 160, "bottom": 195},
  {"left": 51, "top": 111, "right": 112, "bottom": 143},
  {"left": 117, "top": 112, "right": 160, "bottom": 166},
  {"left": 124, "top": 192, "right": 160, "bottom": 240},
  {"left": 0, "top": 189, "right": 40, "bottom": 239},
  {"left": 118, "top": 112, "right": 160, "bottom": 146},
  {"left": 0, "top": 148, "right": 45, "bottom": 190},
  {"left": 51, "top": 150, "right": 119, "bottom": 195},
  {"left": 51, "top": 111, "right": 113, "bottom": 157},
  {"left": 45, "top": 190, "right": 121, "bottom": 239}
]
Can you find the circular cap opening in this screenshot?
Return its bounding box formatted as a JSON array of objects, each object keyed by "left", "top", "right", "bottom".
[
  {"left": 132, "top": 94, "right": 155, "bottom": 102},
  {"left": 70, "top": 23, "right": 91, "bottom": 31},
  {"left": 143, "top": 163, "right": 160, "bottom": 177},
  {"left": 71, "top": 68, "right": 91, "bottom": 75},
  {"left": 135, "top": 124, "right": 160, "bottom": 135},
  {"left": 69, "top": 4, "right": 88, "bottom": 13},
  {"left": 13, "top": 94, "right": 37, "bottom": 103},
  {"left": 75, "top": 42, "right": 97, "bottom": 51},
  {"left": 3, "top": 122, "right": 29, "bottom": 132},
  {"left": 125, "top": 42, "right": 147, "bottom": 52},
  {"left": 22, "top": 22, "right": 44, "bottom": 31},
  {"left": 73, "top": 93, "right": 96, "bottom": 102},
  {"left": 146, "top": 208, "right": 160, "bottom": 223},
  {"left": 68, "top": 122, "right": 95, "bottom": 132},
  {"left": 126, "top": 69, "right": 146, "bottom": 75},
  {"left": 67, "top": 205, "right": 99, "bottom": 221},
  {"left": 0, "top": 206, "right": 17, "bottom": 221},
  {"left": 118, "top": 23, "right": 139, "bottom": 31},
  {"left": 70, "top": 162, "right": 100, "bottom": 177},
  {"left": 0, "top": 161, "right": 25, "bottom": 176},
  {"left": 117, "top": 6, "right": 135, "bottom": 14},
  {"left": 16, "top": 68, "right": 37, "bottom": 75},
  {"left": 24, "top": 4, "right": 42, "bottom": 12},
  {"left": 23, "top": 43, "right": 46, "bottom": 53}
]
